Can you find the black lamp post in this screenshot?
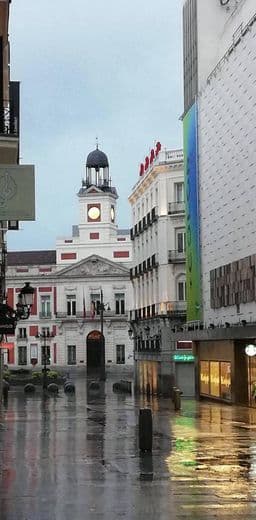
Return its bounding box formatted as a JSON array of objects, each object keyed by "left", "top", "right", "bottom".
[
  {"left": 98, "top": 289, "right": 110, "bottom": 381},
  {"left": 36, "top": 331, "right": 55, "bottom": 390},
  {"left": 0, "top": 282, "right": 35, "bottom": 401}
]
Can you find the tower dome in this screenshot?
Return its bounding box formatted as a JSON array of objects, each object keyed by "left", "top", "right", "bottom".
[
  {"left": 86, "top": 148, "right": 109, "bottom": 170},
  {"left": 84, "top": 144, "right": 110, "bottom": 189}
]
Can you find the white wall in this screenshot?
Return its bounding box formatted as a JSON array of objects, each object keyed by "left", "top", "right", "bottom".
[
  {"left": 198, "top": 17, "right": 256, "bottom": 325},
  {"left": 197, "top": 0, "right": 255, "bottom": 88}
]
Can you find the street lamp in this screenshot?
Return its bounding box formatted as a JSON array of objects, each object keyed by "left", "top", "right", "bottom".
[
  {"left": 36, "top": 330, "right": 55, "bottom": 390},
  {"left": 97, "top": 289, "right": 110, "bottom": 381},
  {"left": 0, "top": 282, "right": 35, "bottom": 332},
  {"left": 0, "top": 282, "right": 35, "bottom": 401}
]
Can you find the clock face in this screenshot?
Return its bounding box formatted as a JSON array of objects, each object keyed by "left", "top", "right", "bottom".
[
  {"left": 88, "top": 206, "right": 100, "bottom": 220},
  {"left": 111, "top": 206, "right": 115, "bottom": 222}
]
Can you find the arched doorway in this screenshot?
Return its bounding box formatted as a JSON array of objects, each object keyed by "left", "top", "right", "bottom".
[{"left": 86, "top": 330, "right": 105, "bottom": 374}]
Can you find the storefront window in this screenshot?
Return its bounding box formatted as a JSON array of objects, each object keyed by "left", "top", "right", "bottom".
[
  {"left": 210, "top": 362, "right": 220, "bottom": 397},
  {"left": 200, "top": 361, "right": 210, "bottom": 394},
  {"left": 220, "top": 362, "right": 231, "bottom": 400},
  {"left": 200, "top": 360, "right": 231, "bottom": 400}
]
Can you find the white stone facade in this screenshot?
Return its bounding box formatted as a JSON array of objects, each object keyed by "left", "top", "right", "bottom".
[
  {"left": 129, "top": 147, "right": 191, "bottom": 396},
  {"left": 5, "top": 149, "right": 134, "bottom": 370}
]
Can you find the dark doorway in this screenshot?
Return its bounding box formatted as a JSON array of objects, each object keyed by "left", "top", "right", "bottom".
[{"left": 87, "top": 330, "right": 105, "bottom": 374}]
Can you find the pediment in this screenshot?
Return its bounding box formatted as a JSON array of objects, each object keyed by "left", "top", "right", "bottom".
[
  {"left": 86, "top": 185, "right": 102, "bottom": 194},
  {"left": 57, "top": 254, "right": 129, "bottom": 278}
]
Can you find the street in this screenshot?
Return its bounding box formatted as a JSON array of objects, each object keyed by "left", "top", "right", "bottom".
[{"left": 1, "top": 373, "right": 256, "bottom": 519}]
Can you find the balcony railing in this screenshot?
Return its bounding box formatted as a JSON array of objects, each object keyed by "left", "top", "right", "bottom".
[
  {"left": 156, "top": 301, "right": 187, "bottom": 316},
  {"left": 168, "top": 201, "right": 185, "bottom": 214},
  {"left": 168, "top": 250, "right": 186, "bottom": 263},
  {"left": 56, "top": 310, "right": 126, "bottom": 320},
  {"left": 39, "top": 312, "right": 52, "bottom": 319}
]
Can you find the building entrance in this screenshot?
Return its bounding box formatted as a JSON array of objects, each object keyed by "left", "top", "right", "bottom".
[{"left": 86, "top": 330, "right": 105, "bottom": 373}]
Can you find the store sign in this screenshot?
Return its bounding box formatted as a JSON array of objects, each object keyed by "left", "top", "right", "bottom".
[
  {"left": 173, "top": 353, "right": 195, "bottom": 362},
  {"left": 0, "top": 165, "right": 35, "bottom": 220},
  {"left": 139, "top": 141, "right": 161, "bottom": 176}
]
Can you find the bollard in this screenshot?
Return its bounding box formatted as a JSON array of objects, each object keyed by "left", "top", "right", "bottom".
[
  {"left": 173, "top": 388, "right": 182, "bottom": 411},
  {"left": 139, "top": 408, "right": 152, "bottom": 452},
  {"left": 24, "top": 383, "right": 36, "bottom": 393},
  {"left": 47, "top": 383, "right": 59, "bottom": 393},
  {"left": 64, "top": 381, "right": 75, "bottom": 393}
]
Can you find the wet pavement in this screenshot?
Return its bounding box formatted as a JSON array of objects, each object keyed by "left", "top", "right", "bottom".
[{"left": 1, "top": 374, "right": 256, "bottom": 519}]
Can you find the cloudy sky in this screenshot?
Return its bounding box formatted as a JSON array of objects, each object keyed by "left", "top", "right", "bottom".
[{"left": 8, "top": 0, "right": 183, "bottom": 251}]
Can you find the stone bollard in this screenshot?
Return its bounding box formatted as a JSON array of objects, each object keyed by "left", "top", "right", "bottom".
[
  {"left": 173, "top": 388, "right": 182, "bottom": 411},
  {"left": 24, "top": 383, "right": 36, "bottom": 393},
  {"left": 139, "top": 408, "right": 152, "bottom": 452},
  {"left": 64, "top": 380, "right": 75, "bottom": 393},
  {"left": 47, "top": 383, "right": 59, "bottom": 393}
]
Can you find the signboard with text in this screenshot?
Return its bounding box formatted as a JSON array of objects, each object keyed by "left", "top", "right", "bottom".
[{"left": 0, "top": 165, "right": 35, "bottom": 220}]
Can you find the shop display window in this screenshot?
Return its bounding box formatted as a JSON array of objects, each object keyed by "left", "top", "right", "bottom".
[
  {"left": 220, "top": 362, "right": 231, "bottom": 400},
  {"left": 200, "top": 361, "right": 210, "bottom": 394},
  {"left": 200, "top": 360, "right": 231, "bottom": 401}
]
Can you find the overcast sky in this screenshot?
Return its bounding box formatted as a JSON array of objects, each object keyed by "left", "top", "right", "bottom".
[{"left": 8, "top": 0, "right": 183, "bottom": 251}]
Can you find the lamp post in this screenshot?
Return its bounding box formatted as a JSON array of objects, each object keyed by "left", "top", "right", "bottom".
[
  {"left": 0, "top": 282, "right": 35, "bottom": 401},
  {"left": 36, "top": 331, "right": 55, "bottom": 390},
  {"left": 98, "top": 289, "right": 110, "bottom": 381}
]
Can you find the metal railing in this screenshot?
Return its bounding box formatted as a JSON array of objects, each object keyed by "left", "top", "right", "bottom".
[
  {"left": 168, "top": 250, "right": 186, "bottom": 263},
  {"left": 168, "top": 201, "right": 185, "bottom": 214}
]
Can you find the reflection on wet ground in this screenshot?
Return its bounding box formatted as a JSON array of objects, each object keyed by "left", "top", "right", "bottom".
[{"left": 1, "top": 375, "right": 256, "bottom": 519}]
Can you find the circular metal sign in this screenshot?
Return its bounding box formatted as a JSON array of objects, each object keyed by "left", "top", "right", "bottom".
[{"left": 245, "top": 344, "right": 256, "bottom": 357}]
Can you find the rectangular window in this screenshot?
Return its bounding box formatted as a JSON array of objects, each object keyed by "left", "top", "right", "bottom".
[
  {"left": 115, "top": 293, "right": 125, "bottom": 315},
  {"left": 178, "top": 281, "right": 186, "bottom": 301},
  {"left": 40, "top": 295, "right": 51, "bottom": 317},
  {"left": 41, "top": 327, "right": 50, "bottom": 337},
  {"left": 18, "top": 327, "right": 27, "bottom": 339},
  {"left": 90, "top": 293, "right": 100, "bottom": 315},
  {"left": 116, "top": 344, "right": 125, "bottom": 364},
  {"left": 200, "top": 361, "right": 210, "bottom": 395},
  {"left": 67, "top": 295, "right": 76, "bottom": 316},
  {"left": 67, "top": 345, "right": 76, "bottom": 365},
  {"left": 210, "top": 361, "right": 220, "bottom": 397},
  {"left": 175, "top": 182, "right": 184, "bottom": 202},
  {"left": 18, "top": 346, "right": 27, "bottom": 365},
  {"left": 177, "top": 231, "right": 186, "bottom": 253},
  {"left": 220, "top": 362, "right": 231, "bottom": 400},
  {"left": 30, "top": 344, "right": 38, "bottom": 361},
  {"left": 41, "top": 345, "right": 51, "bottom": 365}
]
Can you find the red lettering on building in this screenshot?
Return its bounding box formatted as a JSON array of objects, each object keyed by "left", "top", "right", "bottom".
[
  {"left": 39, "top": 287, "right": 52, "bottom": 292},
  {"left": 139, "top": 141, "right": 161, "bottom": 176}
]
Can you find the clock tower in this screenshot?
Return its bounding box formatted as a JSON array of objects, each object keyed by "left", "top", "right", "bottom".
[
  {"left": 56, "top": 144, "right": 131, "bottom": 264},
  {"left": 77, "top": 145, "right": 118, "bottom": 242}
]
